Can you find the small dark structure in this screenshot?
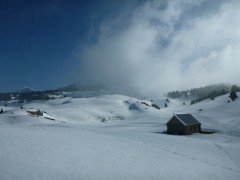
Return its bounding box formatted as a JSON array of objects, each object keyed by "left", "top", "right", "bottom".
[
  {"left": 27, "top": 109, "right": 43, "bottom": 116},
  {"left": 166, "top": 114, "right": 201, "bottom": 135}
]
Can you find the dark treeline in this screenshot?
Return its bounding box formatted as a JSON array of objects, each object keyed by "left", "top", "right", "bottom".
[
  {"left": 190, "top": 89, "right": 228, "bottom": 105},
  {"left": 0, "top": 93, "right": 12, "bottom": 102},
  {"left": 18, "top": 91, "right": 50, "bottom": 102},
  {"left": 0, "top": 89, "right": 62, "bottom": 102},
  {"left": 168, "top": 83, "right": 240, "bottom": 104},
  {"left": 0, "top": 83, "right": 104, "bottom": 102},
  {"left": 0, "top": 84, "right": 79, "bottom": 103},
  {"left": 167, "top": 84, "right": 231, "bottom": 99}
]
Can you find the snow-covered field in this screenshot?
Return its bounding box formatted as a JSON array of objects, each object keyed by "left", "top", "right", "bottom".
[{"left": 0, "top": 93, "right": 240, "bottom": 180}]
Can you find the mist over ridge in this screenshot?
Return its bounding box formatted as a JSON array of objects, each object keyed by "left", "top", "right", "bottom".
[{"left": 77, "top": 0, "right": 240, "bottom": 96}]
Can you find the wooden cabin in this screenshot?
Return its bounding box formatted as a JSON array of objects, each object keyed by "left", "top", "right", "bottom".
[{"left": 166, "top": 114, "right": 201, "bottom": 135}]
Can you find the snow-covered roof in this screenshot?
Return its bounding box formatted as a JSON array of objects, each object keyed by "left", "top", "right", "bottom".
[{"left": 175, "top": 114, "right": 201, "bottom": 126}]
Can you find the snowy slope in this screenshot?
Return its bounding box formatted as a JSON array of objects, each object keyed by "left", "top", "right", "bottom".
[{"left": 0, "top": 93, "right": 240, "bottom": 180}]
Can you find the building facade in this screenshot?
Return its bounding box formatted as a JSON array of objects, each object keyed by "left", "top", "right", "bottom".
[{"left": 166, "top": 114, "right": 201, "bottom": 135}]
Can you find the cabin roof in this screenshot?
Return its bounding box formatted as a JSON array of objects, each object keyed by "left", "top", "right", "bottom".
[{"left": 167, "top": 114, "right": 201, "bottom": 126}]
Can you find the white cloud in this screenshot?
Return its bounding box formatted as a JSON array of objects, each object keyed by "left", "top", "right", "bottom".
[{"left": 78, "top": 0, "right": 240, "bottom": 96}]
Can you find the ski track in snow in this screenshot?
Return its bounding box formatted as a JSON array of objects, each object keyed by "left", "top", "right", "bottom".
[{"left": 214, "top": 143, "right": 240, "bottom": 169}]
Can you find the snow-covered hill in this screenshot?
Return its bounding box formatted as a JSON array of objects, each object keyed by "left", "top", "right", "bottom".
[{"left": 0, "top": 92, "right": 240, "bottom": 180}]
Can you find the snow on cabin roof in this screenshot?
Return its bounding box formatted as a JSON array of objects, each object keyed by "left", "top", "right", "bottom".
[
  {"left": 166, "top": 114, "right": 200, "bottom": 126},
  {"left": 174, "top": 114, "right": 201, "bottom": 126}
]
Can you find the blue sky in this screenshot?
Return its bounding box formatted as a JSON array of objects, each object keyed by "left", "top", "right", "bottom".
[
  {"left": 0, "top": 0, "right": 137, "bottom": 92},
  {"left": 1, "top": 0, "right": 240, "bottom": 95}
]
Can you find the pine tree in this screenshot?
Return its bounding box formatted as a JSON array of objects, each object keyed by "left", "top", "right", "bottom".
[
  {"left": 229, "top": 91, "right": 238, "bottom": 101},
  {"left": 190, "top": 100, "right": 195, "bottom": 105}
]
